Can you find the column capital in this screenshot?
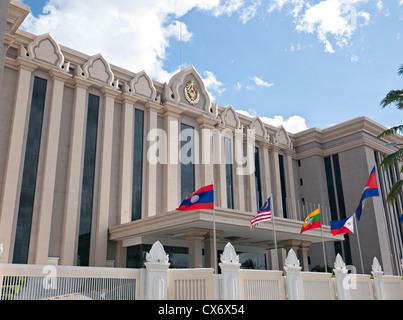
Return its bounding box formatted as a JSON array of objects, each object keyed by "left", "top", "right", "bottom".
[
  {"left": 121, "top": 92, "right": 138, "bottom": 105},
  {"left": 15, "top": 56, "right": 38, "bottom": 73},
  {"left": 146, "top": 100, "right": 164, "bottom": 113},
  {"left": 258, "top": 139, "right": 274, "bottom": 150},
  {"left": 162, "top": 101, "right": 184, "bottom": 118},
  {"left": 181, "top": 227, "right": 210, "bottom": 241},
  {"left": 283, "top": 148, "right": 297, "bottom": 157},
  {"left": 197, "top": 114, "right": 220, "bottom": 128},
  {"left": 271, "top": 145, "right": 282, "bottom": 153},
  {"left": 49, "top": 68, "right": 72, "bottom": 82},
  {"left": 101, "top": 86, "right": 120, "bottom": 99},
  {"left": 72, "top": 76, "right": 92, "bottom": 90},
  {"left": 280, "top": 239, "right": 302, "bottom": 250},
  {"left": 203, "top": 229, "right": 224, "bottom": 240}
]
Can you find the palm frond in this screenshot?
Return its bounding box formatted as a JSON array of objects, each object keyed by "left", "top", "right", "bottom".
[
  {"left": 398, "top": 65, "right": 403, "bottom": 76},
  {"left": 387, "top": 179, "right": 403, "bottom": 205},
  {"left": 380, "top": 90, "right": 403, "bottom": 109},
  {"left": 377, "top": 125, "right": 403, "bottom": 139},
  {"left": 379, "top": 149, "right": 403, "bottom": 170}
]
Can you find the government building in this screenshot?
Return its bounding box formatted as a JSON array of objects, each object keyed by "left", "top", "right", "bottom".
[{"left": 1, "top": 0, "right": 402, "bottom": 276}]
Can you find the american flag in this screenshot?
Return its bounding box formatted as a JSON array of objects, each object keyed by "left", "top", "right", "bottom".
[{"left": 250, "top": 197, "right": 272, "bottom": 231}]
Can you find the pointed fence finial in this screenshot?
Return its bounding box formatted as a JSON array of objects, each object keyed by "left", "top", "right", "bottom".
[
  {"left": 372, "top": 257, "right": 382, "bottom": 273},
  {"left": 285, "top": 249, "right": 300, "bottom": 268},
  {"left": 220, "top": 243, "right": 239, "bottom": 264},
  {"left": 334, "top": 254, "right": 346, "bottom": 271},
  {"left": 146, "top": 241, "right": 169, "bottom": 264}
]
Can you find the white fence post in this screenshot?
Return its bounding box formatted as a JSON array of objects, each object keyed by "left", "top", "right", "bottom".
[
  {"left": 333, "top": 254, "right": 350, "bottom": 300},
  {"left": 144, "top": 241, "right": 170, "bottom": 300},
  {"left": 219, "top": 243, "right": 241, "bottom": 300},
  {"left": 371, "top": 257, "right": 386, "bottom": 300},
  {"left": 283, "top": 249, "right": 302, "bottom": 300}
]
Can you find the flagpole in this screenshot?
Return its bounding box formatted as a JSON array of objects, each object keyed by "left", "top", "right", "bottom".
[
  {"left": 319, "top": 204, "right": 328, "bottom": 272},
  {"left": 271, "top": 194, "right": 279, "bottom": 270},
  {"left": 353, "top": 213, "right": 365, "bottom": 274},
  {"left": 212, "top": 180, "right": 217, "bottom": 274}
]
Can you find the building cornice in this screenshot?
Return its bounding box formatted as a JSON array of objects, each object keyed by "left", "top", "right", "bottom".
[
  {"left": 294, "top": 116, "right": 403, "bottom": 157},
  {"left": 295, "top": 136, "right": 399, "bottom": 160}
]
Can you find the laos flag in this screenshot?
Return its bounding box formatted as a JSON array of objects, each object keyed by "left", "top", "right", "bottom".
[
  {"left": 355, "top": 166, "right": 379, "bottom": 221},
  {"left": 176, "top": 185, "right": 214, "bottom": 211}
]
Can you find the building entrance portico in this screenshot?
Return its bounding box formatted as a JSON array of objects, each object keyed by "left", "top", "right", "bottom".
[{"left": 109, "top": 208, "right": 340, "bottom": 270}]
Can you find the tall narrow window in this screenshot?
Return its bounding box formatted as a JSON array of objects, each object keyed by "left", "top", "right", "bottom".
[
  {"left": 324, "top": 155, "right": 352, "bottom": 266},
  {"left": 77, "top": 94, "right": 99, "bottom": 266},
  {"left": 132, "top": 109, "right": 144, "bottom": 221},
  {"left": 278, "top": 154, "right": 287, "bottom": 218},
  {"left": 225, "top": 137, "right": 234, "bottom": 209},
  {"left": 180, "top": 124, "right": 195, "bottom": 201},
  {"left": 13, "top": 77, "right": 47, "bottom": 264},
  {"left": 255, "top": 147, "right": 262, "bottom": 210}
]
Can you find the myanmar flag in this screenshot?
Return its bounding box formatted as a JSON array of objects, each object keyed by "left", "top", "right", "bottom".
[{"left": 300, "top": 208, "right": 321, "bottom": 234}]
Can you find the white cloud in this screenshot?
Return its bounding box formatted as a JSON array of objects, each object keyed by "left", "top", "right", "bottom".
[
  {"left": 261, "top": 115, "right": 308, "bottom": 133},
  {"left": 211, "top": 0, "right": 244, "bottom": 17},
  {"left": 234, "top": 81, "right": 242, "bottom": 90},
  {"left": 203, "top": 70, "right": 226, "bottom": 102},
  {"left": 269, "top": 0, "right": 371, "bottom": 53},
  {"left": 268, "top": 0, "right": 304, "bottom": 17},
  {"left": 20, "top": 0, "right": 251, "bottom": 84},
  {"left": 236, "top": 109, "right": 308, "bottom": 133},
  {"left": 165, "top": 20, "right": 193, "bottom": 42},
  {"left": 295, "top": 0, "right": 368, "bottom": 53},
  {"left": 240, "top": 0, "right": 261, "bottom": 23},
  {"left": 350, "top": 54, "right": 359, "bottom": 62},
  {"left": 251, "top": 76, "right": 274, "bottom": 88}
]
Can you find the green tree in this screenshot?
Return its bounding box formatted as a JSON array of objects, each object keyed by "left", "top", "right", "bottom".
[{"left": 377, "top": 64, "right": 403, "bottom": 204}]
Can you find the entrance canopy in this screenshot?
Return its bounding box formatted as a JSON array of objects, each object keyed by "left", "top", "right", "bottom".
[{"left": 109, "top": 208, "right": 343, "bottom": 269}]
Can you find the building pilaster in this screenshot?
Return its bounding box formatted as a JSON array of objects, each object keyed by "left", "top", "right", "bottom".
[
  {"left": 94, "top": 86, "right": 119, "bottom": 267},
  {"left": 246, "top": 130, "right": 257, "bottom": 213},
  {"left": 0, "top": 58, "right": 37, "bottom": 263},
  {"left": 118, "top": 94, "right": 136, "bottom": 224},
  {"left": 162, "top": 103, "right": 182, "bottom": 212},
  {"left": 284, "top": 150, "right": 297, "bottom": 220},
  {"left": 233, "top": 128, "right": 245, "bottom": 211},
  {"left": 270, "top": 146, "right": 283, "bottom": 218},
  {"left": 34, "top": 68, "right": 71, "bottom": 265},
  {"left": 213, "top": 129, "right": 227, "bottom": 208},
  {"left": 196, "top": 115, "right": 216, "bottom": 188},
  {"left": 145, "top": 101, "right": 163, "bottom": 217},
  {"left": 260, "top": 142, "right": 272, "bottom": 201},
  {"left": 60, "top": 77, "right": 91, "bottom": 266}
]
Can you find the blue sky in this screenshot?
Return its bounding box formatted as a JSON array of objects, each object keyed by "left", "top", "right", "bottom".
[{"left": 20, "top": 0, "right": 403, "bottom": 133}]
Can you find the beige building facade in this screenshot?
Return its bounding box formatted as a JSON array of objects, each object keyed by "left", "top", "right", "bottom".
[{"left": 1, "top": 1, "right": 402, "bottom": 275}]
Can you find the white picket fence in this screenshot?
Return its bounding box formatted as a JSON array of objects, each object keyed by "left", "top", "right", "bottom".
[
  {"left": 0, "top": 263, "right": 140, "bottom": 300},
  {"left": 1, "top": 241, "right": 402, "bottom": 300}
]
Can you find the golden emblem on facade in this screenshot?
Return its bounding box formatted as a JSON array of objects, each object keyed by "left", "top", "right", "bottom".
[{"left": 184, "top": 80, "right": 200, "bottom": 106}]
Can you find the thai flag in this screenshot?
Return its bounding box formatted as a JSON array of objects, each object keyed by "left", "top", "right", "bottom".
[
  {"left": 355, "top": 166, "right": 379, "bottom": 221},
  {"left": 250, "top": 197, "right": 272, "bottom": 231},
  {"left": 176, "top": 185, "right": 214, "bottom": 211}
]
